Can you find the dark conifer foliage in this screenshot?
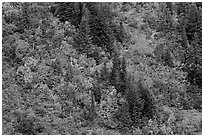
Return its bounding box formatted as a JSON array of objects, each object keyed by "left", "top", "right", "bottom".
[
  {"left": 53, "top": 2, "right": 83, "bottom": 28},
  {"left": 125, "top": 76, "right": 156, "bottom": 125},
  {"left": 51, "top": 2, "right": 127, "bottom": 57}
]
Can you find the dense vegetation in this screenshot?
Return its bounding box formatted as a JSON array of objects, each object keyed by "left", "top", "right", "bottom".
[{"left": 2, "top": 2, "right": 202, "bottom": 135}]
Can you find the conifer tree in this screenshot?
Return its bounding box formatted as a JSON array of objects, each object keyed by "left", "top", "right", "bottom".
[{"left": 75, "top": 4, "right": 93, "bottom": 54}]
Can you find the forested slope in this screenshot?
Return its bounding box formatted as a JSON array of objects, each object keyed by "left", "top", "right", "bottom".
[{"left": 2, "top": 2, "right": 202, "bottom": 135}]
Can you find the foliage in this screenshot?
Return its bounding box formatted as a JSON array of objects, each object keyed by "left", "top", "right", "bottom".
[
  {"left": 2, "top": 2, "right": 202, "bottom": 135},
  {"left": 53, "top": 2, "right": 130, "bottom": 60}
]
